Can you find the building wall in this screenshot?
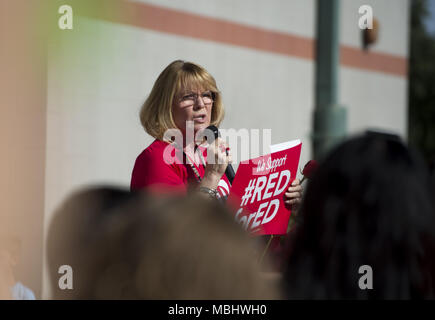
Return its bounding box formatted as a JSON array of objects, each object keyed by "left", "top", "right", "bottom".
[
  {"left": 40, "top": 0, "right": 409, "bottom": 298},
  {"left": 340, "top": 0, "right": 409, "bottom": 137},
  {"left": 1, "top": 0, "right": 46, "bottom": 298}
]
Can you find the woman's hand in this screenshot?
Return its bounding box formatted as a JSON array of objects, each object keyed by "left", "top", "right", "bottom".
[
  {"left": 200, "top": 138, "right": 231, "bottom": 190},
  {"left": 285, "top": 179, "right": 303, "bottom": 211}
]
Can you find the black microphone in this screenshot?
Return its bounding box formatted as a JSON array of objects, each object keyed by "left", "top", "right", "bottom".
[{"left": 205, "top": 125, "right": 236, "bottom": 185}]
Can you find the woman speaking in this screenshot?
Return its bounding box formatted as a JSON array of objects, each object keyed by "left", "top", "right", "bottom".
[{"left": 130, "top": 60, "right": 302, "bottom": 205}]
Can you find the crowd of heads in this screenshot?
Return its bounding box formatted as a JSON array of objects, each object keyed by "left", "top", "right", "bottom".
[{"left": 45, "top": 132, "right": 435, "bottom": 299}]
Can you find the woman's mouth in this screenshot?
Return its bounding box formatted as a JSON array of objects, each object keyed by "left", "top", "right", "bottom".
[{"left": 193, "top": 114, "right": 206, "bottom": 123}]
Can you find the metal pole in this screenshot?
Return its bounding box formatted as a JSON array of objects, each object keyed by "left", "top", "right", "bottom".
[{"left": 313, "top": 0, "right": 347, "bottom": 160}]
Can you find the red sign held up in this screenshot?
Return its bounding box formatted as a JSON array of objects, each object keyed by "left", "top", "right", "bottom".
[{"left": 228, "top": 140, "right": 302, "bottom": 235}]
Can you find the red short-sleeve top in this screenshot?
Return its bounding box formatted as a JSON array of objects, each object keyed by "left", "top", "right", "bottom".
[{"left": 131, "top": 139, "right": 231, "bottom": 198}]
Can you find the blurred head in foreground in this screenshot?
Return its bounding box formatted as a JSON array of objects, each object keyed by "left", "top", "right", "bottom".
[
  {"left": 47, "top": 188, "right": 278, "bottom": 299},
  {"left": 284, "top": 133, "right": 435, "bottom": 299}
]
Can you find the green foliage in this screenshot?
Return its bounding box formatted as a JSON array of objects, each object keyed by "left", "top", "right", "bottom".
[{"left": 409, "top": 0, "right": 435, "bottom": 166}]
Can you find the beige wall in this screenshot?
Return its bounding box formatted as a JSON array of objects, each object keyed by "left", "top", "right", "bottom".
[
  {"left": 0, "top": 0, "right": 46, "bottom": 298},
  {"left": 0, "top": 0, "right": 409, "bottom": 299}
]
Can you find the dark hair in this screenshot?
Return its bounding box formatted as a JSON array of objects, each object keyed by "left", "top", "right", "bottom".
[{"left": 283, "top": 134, "right": 435, "bottom": 299}]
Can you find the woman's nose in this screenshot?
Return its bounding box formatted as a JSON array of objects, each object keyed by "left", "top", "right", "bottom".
[{"left": 193, "top": 96, "right": 205, "bottom": 109}]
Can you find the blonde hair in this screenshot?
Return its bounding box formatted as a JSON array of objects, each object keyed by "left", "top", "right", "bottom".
[{"left": 140, "top": 60, "right": 225, "bottom": 140}]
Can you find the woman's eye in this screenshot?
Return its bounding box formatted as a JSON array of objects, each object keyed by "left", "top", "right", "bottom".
[
  {"left": 202, "top": 93, "right": 212, "bottom": 98},
  {"left": 182, "top": 94, "right": 194, "bottom": 101}
]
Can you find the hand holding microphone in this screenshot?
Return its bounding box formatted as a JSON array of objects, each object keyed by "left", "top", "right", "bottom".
[{"left": 204, "top": 125, "right": 235, "bottom": 185}]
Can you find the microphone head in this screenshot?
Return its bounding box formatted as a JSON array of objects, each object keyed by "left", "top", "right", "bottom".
[{"left": 205, "top": 125, "right": 220, "bottom": 139}]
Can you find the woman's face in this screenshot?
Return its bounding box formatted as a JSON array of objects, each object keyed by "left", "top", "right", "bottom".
[{"left": 172, "top": 87, "right": 213, "bottom": 136}]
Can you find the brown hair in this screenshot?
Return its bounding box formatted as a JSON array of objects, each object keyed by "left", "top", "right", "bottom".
[{"left": 47, "top": 188, "right": 279, "bottom": 299}]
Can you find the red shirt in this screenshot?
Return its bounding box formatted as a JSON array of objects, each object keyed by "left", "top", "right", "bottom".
[{"left": 131, "top": 139, "right": 231, "bottom": 198}]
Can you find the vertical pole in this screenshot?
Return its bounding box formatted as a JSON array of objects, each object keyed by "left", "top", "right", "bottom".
[{"left": 313, "top": 0, "right": 347, "bottom": 160}]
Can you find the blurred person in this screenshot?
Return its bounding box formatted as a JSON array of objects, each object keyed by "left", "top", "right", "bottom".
[
  {"left": 47, "top": 187, "right": 280, "bottom": 299},
  {"left": 47, "top": 187, "right": 140, "bottom": 299},
  {"left": 283, "top": 133, "right": 435, "bottom": 299},
  {"left": 134, "top": 194, "right": 280, "bottom": 299},
  {"left": 130, "top": 60, "right": 302, "bottom": 206},
  {"left": 0, "top": 236, "right": 36, "bottom": 300}
]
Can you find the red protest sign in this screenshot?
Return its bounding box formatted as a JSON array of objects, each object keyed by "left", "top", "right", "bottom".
[{"left": 228, "top": 140, "right": 302, "bottom": 235}]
